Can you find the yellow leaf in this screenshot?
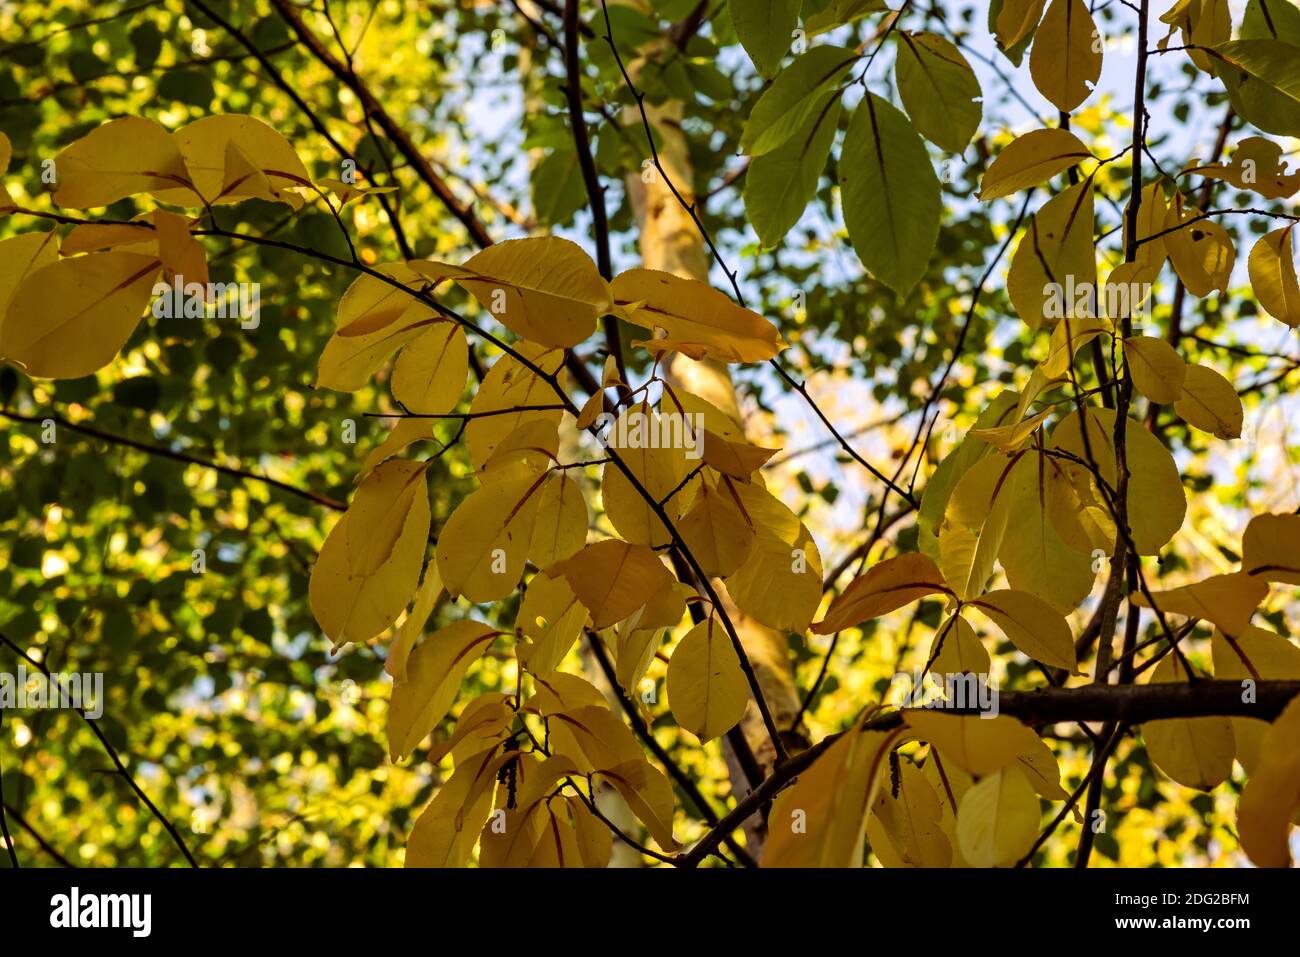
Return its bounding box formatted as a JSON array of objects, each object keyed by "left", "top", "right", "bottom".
[
  {"left": 1006, "top": 179, "right": 1096, "bottom": 331},
  {"left": 907, "top": 712, "right": 1044, "bottom": 776},
  {"left": 575, "top": 392, "right": 604, "bottom": 430},
  {"left": 595, "top": 759, "right": 681, "bottom": 851},
  {"left": 928, "top": 614, "right": 991, "bottom": 676},
  {"left": 919, "top": 392, "right": 1019, "bottom": 562},
  {"left": 478, "top": 757, "right": 553, "bottom": 867},
  {"left": 1238, "top": 696, "right": 1300, "bottom": 867},
  {"left": 52, "top": 116, "right": 191, "bottom": 208},
  {"left": 217, "top": 140, "right": 283, "bottom": 207},
  {"left": 677, "top": 480, "right": 755, "bottom": 578},
  {"left": 545, "top": 702, "right": 645, "bottom": 771},
  {"left": 612, "top": 268, "right": 785, "bottom": 363},
  {"left": 956, "top": 765, "right": 1040, "bottom": 867},
  {"left": 309, "top": 459, "right": 431, "bottom": 648},
  {"left": 388, "top": 620, "right": 500, "bottom": 761},
  {"left": 514, "top": 754, "right": 583, "bottom": 816},
  {"left": 998, "top": 451, "right": 1095, "bottom": 613},
  {"left": 0, "top": 130, "right": 14, "bottom": 212},
  {"left": 1123, "top": 335, "right": 1185, "bottom": 405},
  {"left": 815, "top": 552, "right": 950, "bottom": 634},
  {"left": 1242, "top": 512, "right": 1300, "bottom": 585},
  {"left": 528, "top": 473, "right": 588, "bottom": 570},
  {"left": 1141, "top": 654, "right": 1235, "bottom": 790},
  {"left": 515, "top": 571, "right": 587, "bottom": 676},
  {"left": 465, "top": 344, "right": 566, "bottom": 470},
  {"left": 1159, "top": 0, "right": 1232, "bottom": 74},
  {"left": 978, "top": 128, "right": 1091, "bottom": 201},
  {"left": 417, "top": 237, "right": 609, "bottom": 348},
  {"left": 868, "top": 761, "right": 952, "bottom": 867},
  {"left": 1049, "top": 407, "right": 1186, "bottom": 554},
  {"left": 725, "top": 481, "right": 824, "bottom": 632},
  {"left": 602, "top": 353, "right": 621, "bottom": 388},
  {"left": 1174, "top": 363, "right": 1242, "bottom": 439},
  {"left": 1125, "top": 182, "right": 1170, "bottom": 275},
  {"left": 922, "top": 753, "right": 973, "bottom": 866},
  {"left": 615, "top": 626, "right": 663, "bottom": 696},
  {"left": 427, "top": 693, "right": 514, "bottom": 766},
  {"left": 1164, "top": 195, "right": 1235, "bottom": 296},
  {"left": 152, "top": 114, "right": 311, "bottom": 207},
  {"left": 995, "top": 0, "right": 1047, "bottom": 49},
  {"left": 529, "top": 672, "right": 608, "bottom": 714},
  {"left": 555, "top": 540, "right": 676, "bottom": 629},
  {"left": 58, "top": 221, "right": 157, "bottom": 256},
  {"left": 0, "top": 232, "right": 59, "bottom": 325},
  {"left": 315, "top": 265, "right": 437, "bottom": 391},
  {"left": 661, "top": 383, "right": 746, "bottom": 437},
  {"left": 1189, "top": 137, "right": 1300, "bottom": 201},
  {"left": 1029, "top": 0, "right": 1102, "bottom": 112},
  {"left": 701, "top": 431, "right": 778, "bottom": 479},
  {"left": 316, "top": 177, "right": 397, "bottom": 205},
  {"left": 567, "top": 794, "right": 615, "bottom": 867},
  {"left": 479, "top": 419, "right": 559, "bottom": 481},
  {"left": 151, "top": 209, "right": 208, "bottom": 287},
  {"left": 1212, "top": 625, "right": 1300, "bottom": 683},
  {"left": 968, "top": 589, "right": 1077, "bottom": 671},
  {"left": 387, "top": 562, "right": 443, "bottom": 682},
  {"left": 938, "top": 452, "right": 1021, "bottom": 600},
  {"left": 618, "top": 579, "right": 689, "bottom": 638},
  {"left": 763, "top": 722, "right": 907, "bottom": 867},
  {"left": 1248, "top": 226, "right": 1300, "bottom": 327},
  {"left": 1043, "top": 453, "right": 1115, "bottom": 554},
  {"left": 358, "top": 417, "right": 434, "bottom": 478},
  {"left": 391, "top": 322, "right": 468, "bottom": 414},
  {"left": 405, "top": 745, "right": 510, "bottom": 867},
  {"left": 1131, "top": 571, "right": 1268, "bottom": 637},
  {"left": 666, "top": 618, "right": 749, "bottom": 743},
  {"left": 969, "top": 408, "right": 1053, "bottom": 451},
  {"left": 600, "top": 409, "right": 693, "bottom": 547},
  {"left": 495, "top": 794, "right": 593, "bottom": 868},
  {"left": 1, "top": 250, "right": 160, "bottom": 379},
  {"left": 1016, "top": 739, "right": 1069, "bottom": 800},
  {"left": 630, "top": 336, "right": 714, "bottom": 362},
  {"left": 435, "top": 465, "right": 545, "bottom": 603}
]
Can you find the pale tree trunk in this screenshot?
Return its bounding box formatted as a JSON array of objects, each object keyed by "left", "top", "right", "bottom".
[{"left": 626, "top": 98, "right": 804, "bottom": 856}]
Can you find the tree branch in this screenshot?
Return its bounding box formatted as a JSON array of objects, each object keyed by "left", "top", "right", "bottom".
[
  {"left": 0, "top": 407, "right": 346, "bottom": 511},
  {"left": 561, "top": 0, "right": 626, "bottom": 386},
  {"left": 583, "top": 631, "right": 756, "bottom": 866},
  {"left": 1, "top": 802, "right": 74, "bottom": 867},
  {"left": 268, "top": 0, "right": 494, "bottom": 249},
  {"left": 596, "top": 0, "right": 913, "bottom": 505},
  {"left": 0, "top": 633, "right": 200, "bottom": 867},
  {"left": 679, "top": 680, "right": 1300, "bottom": 866}
]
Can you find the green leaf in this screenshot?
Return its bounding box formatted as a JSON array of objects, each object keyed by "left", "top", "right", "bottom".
[
  {"left": 740, "top": 45, "right": 857, "bottom": 156},
  {"left": 157, "top": 69, "right": 215, "bottom": 109},
  {"left": 1215, "top": 38, "right": 1300, "bottom": 137},
  {"left": 894, "top": 32, "right": 982, "bottom": 153},
  {"left": 744, "top": 97, "right": 841, "bottom": 246},
  {"left": 988, "top": 0, "right": 1042, "bottom": 65},
  {"left": 129, "top": 22, "right": 163, "bottom": 68},
  {"left": 730, "top": 0, "right": 802, "bottom": 78},
  {"left": 803, "top": 0, "right": 887, "bottom": 36},
  {"left": 531, "top": 146, "right": 585, "bottom": 227},
  {"left": 840, "top": 93, "right": 941, "bottom": 294}
]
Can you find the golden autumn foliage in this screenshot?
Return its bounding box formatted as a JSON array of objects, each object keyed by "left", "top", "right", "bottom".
[{"left": 5, "top": 0, "right": 1300, "bottom": 873}]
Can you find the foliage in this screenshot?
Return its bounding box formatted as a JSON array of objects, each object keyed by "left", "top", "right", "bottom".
[{"left": 2, "top": 0, "right": 1300, "bottom": 869}]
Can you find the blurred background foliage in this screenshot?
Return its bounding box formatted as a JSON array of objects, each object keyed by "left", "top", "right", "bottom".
[{"left": 0, "top": 0, "right": 1296, "bottom": 867}]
